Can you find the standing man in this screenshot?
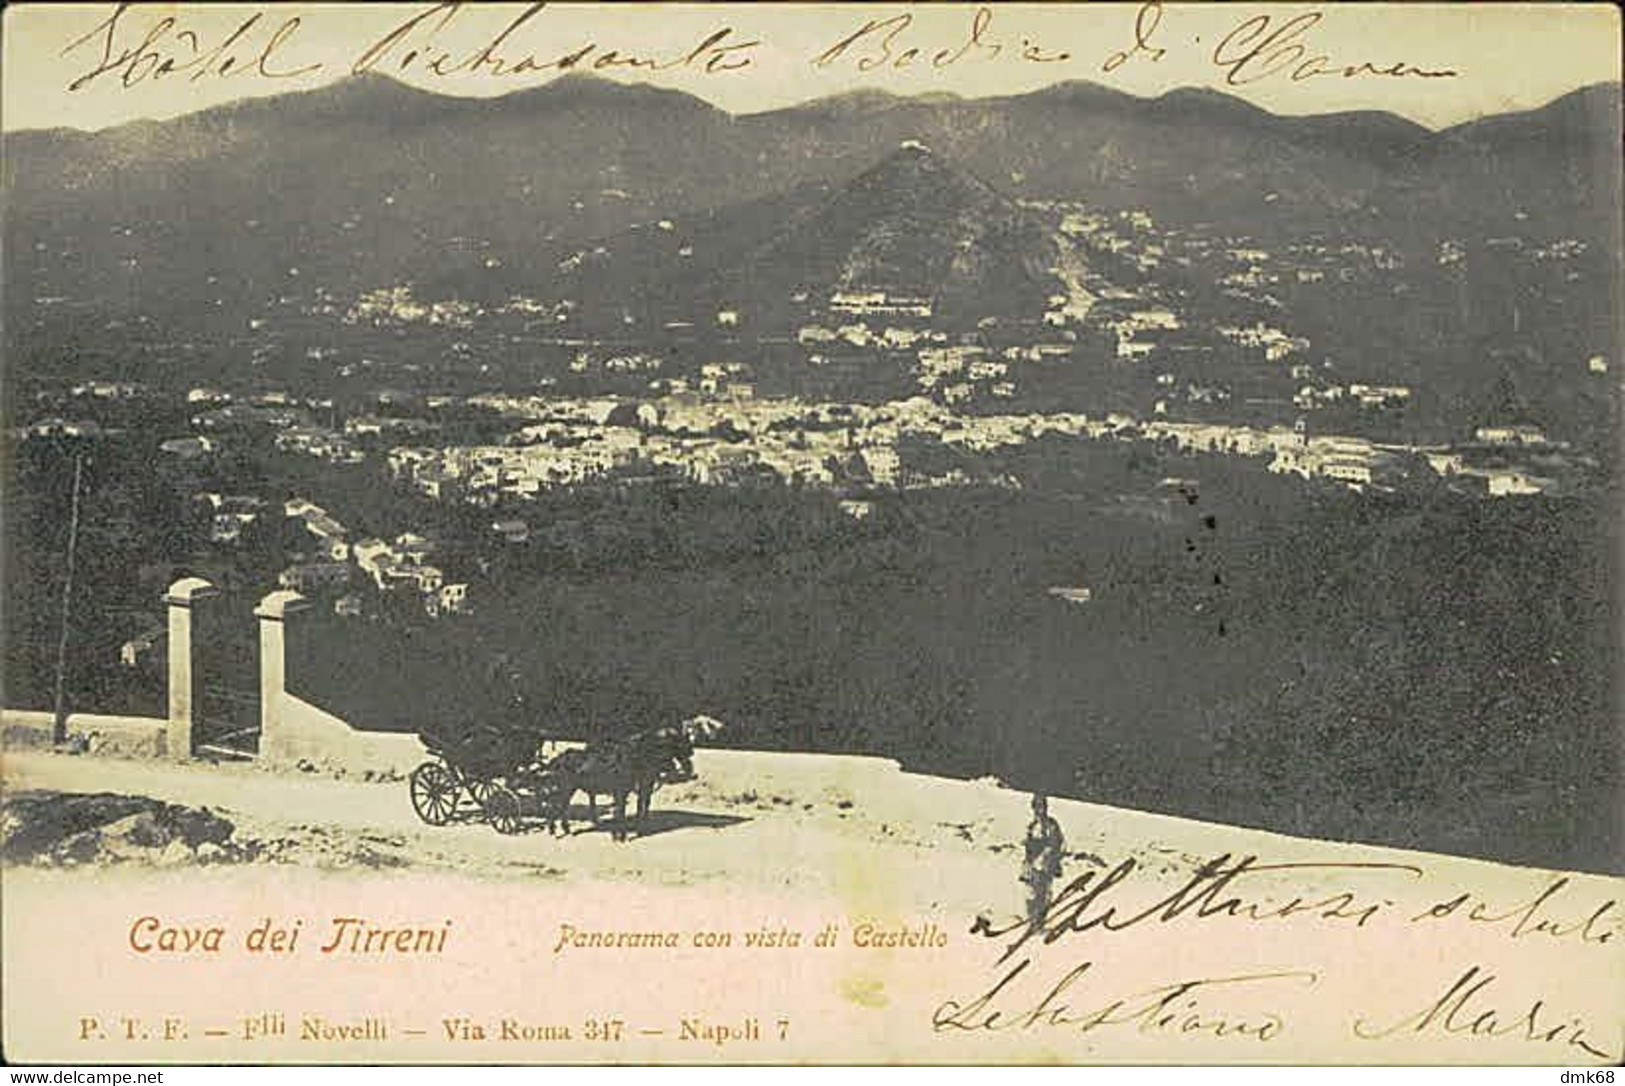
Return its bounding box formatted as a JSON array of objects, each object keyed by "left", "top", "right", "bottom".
[{"left": 1021, "top": 793, "right": 1065, "bottom": 932}]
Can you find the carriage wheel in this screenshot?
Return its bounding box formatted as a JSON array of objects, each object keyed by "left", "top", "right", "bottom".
[
  {"left": 467, "top": 778, "right": 498, "bottom": 811},
  {"left": 485, "top": 786, "right": 523, "bottom": 836},
  {"left": 410, "top": 761, "right": 459, "bottom": 825}
]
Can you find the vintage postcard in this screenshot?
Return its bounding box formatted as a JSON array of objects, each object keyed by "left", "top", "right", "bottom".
[{"left": 1, "top": 1, "right": 1620, "bottom": 1066}]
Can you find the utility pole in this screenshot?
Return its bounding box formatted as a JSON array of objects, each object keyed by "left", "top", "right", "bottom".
[{"left": 50, "top": 453, "right": 85, "bottom": 746}]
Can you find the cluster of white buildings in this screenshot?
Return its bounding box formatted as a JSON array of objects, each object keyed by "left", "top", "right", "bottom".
[
  {"left": 571, "top": 351, "right": 663, "bottom": 375},
  {"left": 1422, "top": 456, "right": 1558, "bottom": 497},
  {"left": 1473, "top": 423, "right": 1548, "bottom": 446},
  {"left": 276, "top": 425, "right": 365, "bottom": 465},
  {"left": 1108, "top": 306, "right": 1184, "bottom": 361},
  {"left": 389, "top": 433, "right": 633, "bottom": 502},
  {"left": 280, "top": 498, "right": 469, "bottom": 618},
  {"left": 22, "top": 417, "right": 106, "bottom": 440},
  {"left": 278, "top": 499, "right": 355, "bottom": 597},
  {"left": 197, "top": 491, "right": 267, "bottom": 545},
  {"left": 1268, "top": 434, "right": 1385, "bottom": 487},
  {"left": 284, "top": 499, "right": 350, "bottom": 560},
  {"left": 1293, "top": 382, "right": 1413, "bottom": 411},
  {"left": 797, "top": 321, "right": 950, "bottom": 352},
  {"left": 70, "top": 380, "right": 147, "bottom": 400},
  {"left": 387, "top": 393, "right": 926, "bottom": 496},
  {"left": 369, "top": 378, "right": 1587, "bottom": 504},
  {"left": 828, "top": 290, "right": 933, "bottom": 319},
  {"left": 1054, "top": 205, "right": 1164, "bottom": 274},
  {"left": 345, "top": 286, "right": 478, "bottom": 328},
  {"left": 1218, "top": 322, "right": 1309, "bottom": 363}
]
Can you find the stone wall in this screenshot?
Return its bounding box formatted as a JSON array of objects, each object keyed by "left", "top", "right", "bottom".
[
  {"left": 259, "top": 692, "right": 426, "bottom": 777},
  {"left": 1, "top": 710, "right": 169, "bottom": 759}
]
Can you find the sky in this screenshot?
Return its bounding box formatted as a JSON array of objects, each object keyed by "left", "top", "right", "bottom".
[{"left": 1, "top": 2, "right": 1620, "bottom": 133}]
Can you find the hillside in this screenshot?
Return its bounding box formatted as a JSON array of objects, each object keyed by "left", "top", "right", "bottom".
[
  {"left": 4, "top": 75, "right": 1619, "bottom": 327},
  {"left": 736, "top": 144, "right": 1059, "bottom": 315},
  {"left": 544, "top": 143, "right": 1067, "bottom": 324}
]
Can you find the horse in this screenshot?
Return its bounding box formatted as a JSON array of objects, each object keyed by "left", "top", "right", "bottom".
[{"left": 551, "top": 718, "right": 716, "bottom": 841}]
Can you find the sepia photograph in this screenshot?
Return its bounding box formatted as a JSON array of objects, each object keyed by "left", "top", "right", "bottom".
[{"left": 1, "top": 1, "right": 1620, "bottom": 1067}]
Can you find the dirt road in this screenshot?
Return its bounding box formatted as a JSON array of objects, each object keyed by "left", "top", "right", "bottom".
[{"left": 0, "top": 746, "right": 1052, "bottom": 917}]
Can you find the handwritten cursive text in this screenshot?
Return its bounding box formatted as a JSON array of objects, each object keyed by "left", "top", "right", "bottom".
[
  {"left": 813, "top": 7, "right": 1070, "bottom": 73},
  {"left": 353, "top": 2, "right": 759, "bottom": 78},
  {"left": 62, "top": 2, "right": 320, "bottom": 92},
  {"left": 1212, "top": 11, "right": 1459, "bottom": 87},
  {"left": 934, "top": 957, "right": 1313, "bottom": 1040},
  {"left": 974, "top": 853, "right": 1423, "bottom": 965},
  {"left": 1354, "top": 965, "right": 1616, "bottom": 1062}
]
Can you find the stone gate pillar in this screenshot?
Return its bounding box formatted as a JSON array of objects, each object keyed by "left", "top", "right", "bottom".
[
  {"left": 164, "top": 576, "right": 218, "bottom": 760},
  {"left": 255, "top": 589, "right": 309, "bottom": 765}
]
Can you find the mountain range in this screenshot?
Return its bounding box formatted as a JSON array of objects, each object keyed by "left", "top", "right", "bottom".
[{"left": 3, "top": 73, "right": 1620, "bottom": 325}]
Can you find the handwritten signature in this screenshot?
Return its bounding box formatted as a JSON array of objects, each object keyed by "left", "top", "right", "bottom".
[
  {"left": 58, "top": 2, "right": 1460, "bottom": 99},
  {"left": 1355, "top": 965, "right": 1618, "bottom": 1062},
  {"left": 934, "top": 957, "right": 1313, "bottom": 1039}
]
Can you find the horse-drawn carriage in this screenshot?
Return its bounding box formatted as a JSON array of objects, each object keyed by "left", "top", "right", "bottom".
[
  {"left": 408, "top": 723, "right": 568, "bottom": 835},
  {"left": 407, "top": 716, "right": 722, "bottom": 839}
]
